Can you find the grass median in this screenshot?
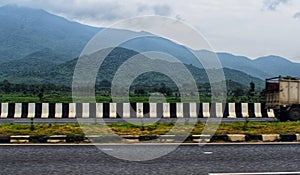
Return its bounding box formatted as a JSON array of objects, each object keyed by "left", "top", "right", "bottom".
[{"left": 0, "top": 121, "right": 300, "bottom": 136}]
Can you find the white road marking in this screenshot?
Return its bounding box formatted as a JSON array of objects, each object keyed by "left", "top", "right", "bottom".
[
  {"left": 209, "top": 172, "right": 300, "bottom": 175},
  {"left": 203, "top": 152, "right": 213, "bottom": 154},
  {"left": 101, "top": 148, "right": 114, "bottom": 151}
]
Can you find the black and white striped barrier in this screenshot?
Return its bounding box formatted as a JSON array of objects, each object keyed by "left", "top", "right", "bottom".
[{"left": 0, "top": 103, "right": 275, "bottom": 119}]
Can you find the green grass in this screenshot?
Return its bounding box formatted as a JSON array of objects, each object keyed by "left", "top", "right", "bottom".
[
  {"left": 0, "top": 93, "right": 213, "bottom": 103},
  {"left": 0, "top": 121, "right": 300, "bottom": 136}
]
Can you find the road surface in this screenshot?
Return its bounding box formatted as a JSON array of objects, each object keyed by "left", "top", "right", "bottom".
[{"left": 0, "top": 143, "right": 299, "bottom": 175}]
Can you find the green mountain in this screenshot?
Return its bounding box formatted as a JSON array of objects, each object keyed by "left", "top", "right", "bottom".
[
  {"left": 0, "top": 4, "right": 99, "bottom": 63},
  {"left": 0, "top": 47, "right": 264, "bottom": 92}
]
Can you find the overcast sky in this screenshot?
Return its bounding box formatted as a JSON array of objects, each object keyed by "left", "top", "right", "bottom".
[{"left": 1, "top": 0, "right": 300, "bottom": 61}]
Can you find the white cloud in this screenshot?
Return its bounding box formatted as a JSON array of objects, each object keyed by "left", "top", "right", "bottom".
[{"left": 1, "top": 0, "right": 300, "bottom": 61}]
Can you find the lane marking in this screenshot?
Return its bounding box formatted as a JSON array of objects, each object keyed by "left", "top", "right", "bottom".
[
  {"left": 203, "top": 152, "right": 213, "bottom": 154},
  {"left": 209, "top": 172, "right": 300, "bottom": 175},
  {"left": 101, "top": 148, "right": 114, "bottom": 151}
]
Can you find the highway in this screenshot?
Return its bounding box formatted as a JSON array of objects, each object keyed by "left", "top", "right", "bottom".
[
  {"left": 0, "top": 143, "right": 299, "bottom": 175},
  {"left": 0, "top": 118, "right": 277, "bottom": 124}
]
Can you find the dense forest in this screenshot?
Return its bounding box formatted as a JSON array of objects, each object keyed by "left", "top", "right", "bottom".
[{"left": 0, "top": 79, "right": 264, "bottom": 103}]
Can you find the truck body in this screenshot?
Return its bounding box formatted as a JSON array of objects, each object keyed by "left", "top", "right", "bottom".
[{"left": 266, "top": 76, "right": 300, "bottom": 121}]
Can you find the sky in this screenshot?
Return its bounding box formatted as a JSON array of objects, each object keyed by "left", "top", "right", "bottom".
[{"left": 1, "top": 0, "right": 300, "bottom": 61}]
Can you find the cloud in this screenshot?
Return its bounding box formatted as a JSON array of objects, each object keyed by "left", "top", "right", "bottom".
[
  {"left": 1, "top": 0, "right": 300, "bottom": 61},
  {"left": 294, "top": 12, "right": 300, "bottom": 19},
  {"left": 263, "top": 0, "right": 290, "bottom": 10},
  {"left": 153, "top": 4, "right": 172, "bottom": 16},
  {"left": 0, "top": 0, "right": 174, "bottom": 25}
]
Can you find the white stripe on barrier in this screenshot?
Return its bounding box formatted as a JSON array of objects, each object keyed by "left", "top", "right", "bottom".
[
  {"left": 28, "top": 103, "right": 35, "bottom": 118},
  {"left": 41, "top": 103, "right": 49, "bottom": 118},
  {"left": 150, "top": 103, "right": 157, "bottom": 118},
  {"left": 254, "top": 103, "right": 262, "bottom": 118},
  {"left": 242, "top": 103, "right": 249, "bottom": 118},
  {"left": 1, "top": 103, "right": 8, "bottom": 118},
  {"left": 190, "top": 103, "right": 197, "bottom": 118},
  {"left": 203, "top": 103, "right": 210, "bottom": 118},
  {"left": 55, "top": 103, "right": 62, "bottom": 118},
  {"left": 163, "top": 103, "right": 170, "bottom": 118},
  {"left": 123, "top": 103, "right": 130, "bottom": 118},
  {"left": 267, "top": 109, "right": 275, "bottom": 118},
  {"left": 110, "top": 103, "right": 117, "bottom": 118},
  {"left": 137, "top": 103, "right": 143, "bottom": 118},
  {"left": 69, "top": 103, "right": 76, "bottom": 118},
  {"left": 216, "top": 103, "right": 223, "bottom": 118},
  {"left": 228, "top": 103, "right": 236, "bottom": 118},
  {"left": 96, "top": 103, "right": 103, "bottom": 118},
  {"left": 82, "top": 103, "right": 89, "bottom": 118},
  {"left": 176, "top": 103, "right": 183, "bottom": 118},
  {"left": 14, "top": 103, "right": 22, "bottom": 118}
]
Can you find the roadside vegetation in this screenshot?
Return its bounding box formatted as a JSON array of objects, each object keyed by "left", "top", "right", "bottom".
[
  {"left": 0, "top": 82, "right": 264, "bottom": 103},
  {"left": 0, "top": 80, "right": 264, "bottom": 103},
  {"left": 1, "top": 121, "right": 300, "bottom": 136}
]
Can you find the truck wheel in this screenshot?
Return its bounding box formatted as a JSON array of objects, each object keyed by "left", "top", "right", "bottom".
[
  {"left": 288, "top": 108, "right": 300, "bottom": 121},
  {"left": 276, "top": 110, "right": 288, "bottom": 122}
]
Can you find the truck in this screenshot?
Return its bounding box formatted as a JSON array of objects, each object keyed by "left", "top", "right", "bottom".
[{"left": 266, "top": 76, "right": 300, "bottom": 121}]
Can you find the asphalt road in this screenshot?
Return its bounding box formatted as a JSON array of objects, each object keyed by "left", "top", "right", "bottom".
[
  {"left": 0, "top": 118, "right": 277, "bottom": 124},
  {"left": 0, "top": 143, "right": 299, "bottom": 175}
]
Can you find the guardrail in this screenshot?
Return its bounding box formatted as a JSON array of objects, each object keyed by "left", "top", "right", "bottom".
[{"left": 0, "top": 103, "right": 275, "bottom": 119}]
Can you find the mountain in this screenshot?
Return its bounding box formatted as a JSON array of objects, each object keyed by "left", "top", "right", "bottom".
[
  {"left": 0, "top": 4, "right": 298, "bottom": 87},
  {"left": 120, "top": 36, "right": 202, "bottom": 68},
  {"left": 216, "top": 52, "right": 271, "bottom": 79},
  {"left": 197, "top": 51, "right": 300, "bottom": 79},
  {"left": 0, "top": 47, "right": 264, "bottom": 90},
  {"left": 0, "top": 4, "right": 99, "bottom": 62},
  {"left": 253, "top": 55, "right": 300, "bottom": 78}
]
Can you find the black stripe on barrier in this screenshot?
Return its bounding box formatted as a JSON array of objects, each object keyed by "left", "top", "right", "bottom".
[
  {"left": 76, "top": 103, "right": 82, "bottom": 118},
  {"left": 197, "top": 103, "right": 203, "bottom": 118},
  {"left": 143, "top": 103, "right": 150, "bottom": 118},
  {"left": 116, "top": 103, "right": 123, "bottom": 118},
  {"left": 195, "top": 103, "right": 200, "bottom": 118},
  {"left": 103, "top": 103, "right": 109, "bottom": 118},
  {"left": 170, "top": 103, "right": 176, "bottom": 118},
  {"left": 198, "top": 103, "right": 203, "bottom": 118},
  {"left": 48, "top": 103, "right": 55, "bottom": 118},
  {"left": 183, "top": 103, "right": 190, "bottom": 118},
  {"left": 248, "top": 103, "right": 255, "bottom": 118},
  {"left": 8, "top": 103, "right": 14, "bottom": 118},
  {"left": 21, "top": 103, "right": 28, "bottom": 118},
  {"left": 223, "top": 103, "right": 229, "bottom": 118},
  {"left": 89, "top": 103, "right": 96, "bottom": 118},
  {"left": 235, "top": 103, "right": 242, "bottom": 118},
  {"left": 130, "top": 103, "right": 136, "bottom": 118},
  {"left": 261, "top": 103, "right": 269, "bottom": 118},
  {"left": 62, "top": 103, "right": 69, "bottom": 118},
  {"left": 210, "top": 103, "right": 217, "bottom": 118},
  {"left": 35, "top": 103, "right": 42, "bottom": 118},
  {"left": 157, "top": 103, "right": 163, "bottom": 118}
]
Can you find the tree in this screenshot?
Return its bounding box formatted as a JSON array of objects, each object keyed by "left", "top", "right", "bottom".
[
  {"left": 232, "top": 87, "right": 245, "bottom": 97},
  {"left": 38, "top": 87, "right": 44, "bottom": 102},
  {"left": 134, "top": 88, "right": 146, "bottom": 96},
  {"left": 158, "top": 83, "right": 173, "bottom": 96},
  {"left": 248, "top": 82, "right": 255, "bottom": 97},
  {"left": 3, "top": 79, "right": 11, "bottom": 93}
]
